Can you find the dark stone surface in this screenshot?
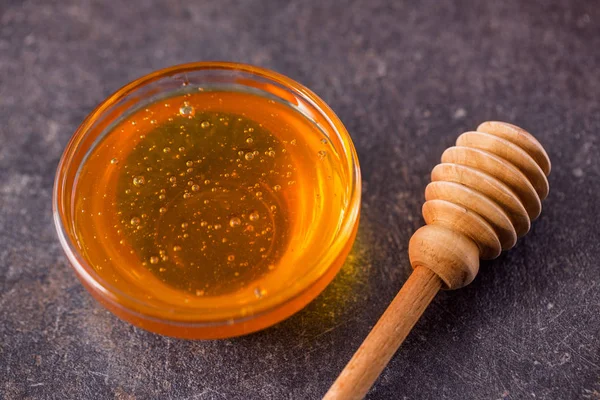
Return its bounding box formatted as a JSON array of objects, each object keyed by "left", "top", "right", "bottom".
[{"left": 1, "top": 0, "right": 599, "bottom": 399}]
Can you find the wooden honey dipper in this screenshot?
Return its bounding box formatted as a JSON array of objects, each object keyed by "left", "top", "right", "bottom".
[{"left": 324, "top": 121, "right": 551, "bottom": 400}]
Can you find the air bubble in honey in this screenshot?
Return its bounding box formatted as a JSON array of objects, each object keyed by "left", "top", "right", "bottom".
[
  {"left": 254, "top": 287, "right": 266, "bottom": 298},
  {"left": 249, "top": 211, "right": 260, "bottom": 221}
]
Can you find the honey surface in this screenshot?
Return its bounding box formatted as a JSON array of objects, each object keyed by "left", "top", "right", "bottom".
[{"left": 73, "top": 89, "right": 350, "bottom": 319}]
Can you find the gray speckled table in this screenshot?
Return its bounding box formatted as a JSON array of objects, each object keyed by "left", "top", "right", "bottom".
[{"left": 1, "top": 1, "right": 599, "bottom": 399}]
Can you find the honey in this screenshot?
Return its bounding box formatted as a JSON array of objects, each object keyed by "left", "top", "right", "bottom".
[{"left": 54, "top": 63, "right": 361, "bottom": 338}]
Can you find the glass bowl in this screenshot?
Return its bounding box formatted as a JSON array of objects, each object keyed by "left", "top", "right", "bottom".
[{"left": 53, "top": 62, "right": 361, "bottom": 339}]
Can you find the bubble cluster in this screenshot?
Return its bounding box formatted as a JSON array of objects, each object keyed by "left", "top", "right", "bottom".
[
  {"left": 88, "top": 91, "right": 341, "bottom": 307},
  {"left": 179, "top": 102, "right": 195, "bottom": 118},
  {"left": 133, "top": 176, "right": 145, "bottom": 186}
]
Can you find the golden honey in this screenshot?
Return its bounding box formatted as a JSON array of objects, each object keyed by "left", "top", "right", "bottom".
[{"left": 54, "top": 63, "right": 361, "bottom": 338}]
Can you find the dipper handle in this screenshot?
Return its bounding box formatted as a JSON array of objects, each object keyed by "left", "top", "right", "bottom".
[
  {"left": 324, "top": 122, "right": 551, "bottom": 400},
  {"left": 323, "top": 266, "right": 441, "bottom": 400}
]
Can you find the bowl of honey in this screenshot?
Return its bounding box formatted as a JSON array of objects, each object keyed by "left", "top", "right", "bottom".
[{"left": 53, "top": 62, "right": 361, "bottom": 339}]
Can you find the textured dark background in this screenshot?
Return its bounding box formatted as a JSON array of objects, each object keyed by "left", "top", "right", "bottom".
[{"left": 1, "top": 0, "right": 599, "bottom": 399}]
